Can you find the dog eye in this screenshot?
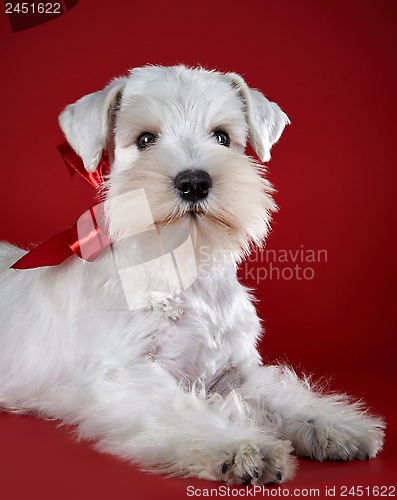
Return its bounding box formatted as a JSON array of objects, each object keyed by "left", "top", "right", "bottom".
[
  {"left": 137, "top": 132, "right": 157, "bottom": 150},
  {"left": 213, "top": 130, "right": 230, "bottom": 147}
]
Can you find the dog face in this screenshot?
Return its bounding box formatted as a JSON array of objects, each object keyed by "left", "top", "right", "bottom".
[{"left": 59, "top": 65, "right": 289, "bottom": 261}]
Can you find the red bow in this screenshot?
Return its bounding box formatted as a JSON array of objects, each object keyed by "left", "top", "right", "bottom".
[{"left": 11, "top": 143, "right": 112, "bottom": 270}]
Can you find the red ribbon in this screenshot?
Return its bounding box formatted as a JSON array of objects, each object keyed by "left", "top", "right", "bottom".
[
  {"left": 11, "top": 143, "right": 112, "bottom": 270},
  {"left": 57, "top": 141, "right": 110, "bottom": 189}
]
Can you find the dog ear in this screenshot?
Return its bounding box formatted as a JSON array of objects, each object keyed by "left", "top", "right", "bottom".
[
  {"left": 226, "top": 73, "right": 290, "bottom": 162},
  {"left": 59, "top": 77, "right": 126, "bottom": 172}
]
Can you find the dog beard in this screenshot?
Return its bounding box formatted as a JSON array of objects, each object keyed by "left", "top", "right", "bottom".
[{"left": 105, "top": 148, "right": 276, "bottom": 263}]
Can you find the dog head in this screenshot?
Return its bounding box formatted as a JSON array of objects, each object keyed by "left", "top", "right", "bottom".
[{"left": 59, "top": 65, "right": 289, "bottom": 263}]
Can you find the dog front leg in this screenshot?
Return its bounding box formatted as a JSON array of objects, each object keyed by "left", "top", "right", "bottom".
[
  {"left": 238, "top": 365, "right": 385, "bottom": 462},
  {"left": 51, "top": 361, "right": 296, "bottom": 485}
]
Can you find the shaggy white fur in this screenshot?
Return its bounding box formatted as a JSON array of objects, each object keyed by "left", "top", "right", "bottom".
[{"left": 0, "top": 65, "right": 384, "bottom": 485}]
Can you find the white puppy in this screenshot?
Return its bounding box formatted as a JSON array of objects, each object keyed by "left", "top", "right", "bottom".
[{"left": 0, "top": 65, "right": 384, "bottom": 485}]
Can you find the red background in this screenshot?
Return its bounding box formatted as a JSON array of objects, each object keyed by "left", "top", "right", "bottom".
[{"left": 1, "top": 0, "right": 396, "bottom": 498}]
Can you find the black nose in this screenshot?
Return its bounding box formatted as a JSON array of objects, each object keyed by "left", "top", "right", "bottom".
[{"left": 174, "top": 169, "right": 212, "bottom": 203}]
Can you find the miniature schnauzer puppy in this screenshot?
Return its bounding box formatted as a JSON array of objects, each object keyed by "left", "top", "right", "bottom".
[{"left": 0, "top": 65, "right": 384, "bottom": 485}]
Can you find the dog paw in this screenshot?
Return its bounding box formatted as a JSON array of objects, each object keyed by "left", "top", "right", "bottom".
[
  {"left": 288, "top": 411, "right": 385, "bottom": 462},
  {"left": 218, "top": 439, "right": 296, "bottom": 485}
]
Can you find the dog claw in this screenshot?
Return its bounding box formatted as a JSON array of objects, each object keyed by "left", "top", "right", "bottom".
[
  {"left": 276, "top": 471, "right": 282, "bottom": 482},
  {"left": 240, "top": 468, "right": 259, "bottom": 484},
  {"left": 241, "top": 472, "right": 252, "bottom": 484},
  {"left": 221, "top": 462, "right": 229, "bottom": 475},
  {"left": 365, "top": 453, "right": 370, "bottom": 461}
]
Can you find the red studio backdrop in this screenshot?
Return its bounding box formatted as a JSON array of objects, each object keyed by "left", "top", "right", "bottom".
[{"left": 1, "top": 1, "right": 396, "bottom": 499}]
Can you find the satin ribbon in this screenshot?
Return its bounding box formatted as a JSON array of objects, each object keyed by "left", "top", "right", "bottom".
[
  {"left": 11, "top": 143, "right": 112, "bottom": 270},
  {"left": 57, "top": 141, "right": 110, "bottom": 189}
]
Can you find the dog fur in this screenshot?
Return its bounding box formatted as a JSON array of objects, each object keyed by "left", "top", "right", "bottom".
[{"left": 0, "top": 65, "right": 385, "bottom": 485}]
